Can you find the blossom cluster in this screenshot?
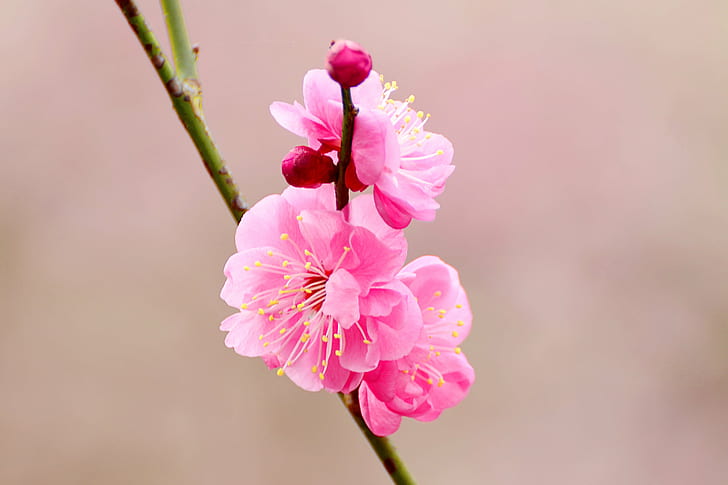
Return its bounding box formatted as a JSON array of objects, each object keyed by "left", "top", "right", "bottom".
[{"left": 220, "top": 41, "right": 473, "bottom": 436}]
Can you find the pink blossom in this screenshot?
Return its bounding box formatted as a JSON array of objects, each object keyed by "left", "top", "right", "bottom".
[
  {"left": 220, "top": 185, "right": 422, "bottom": 393},
  {"left": 359, "top": 256, "right": 474, "bottom": 436},
  {"left": 270, "top": 70, "right": 453, "bottom": 228}
]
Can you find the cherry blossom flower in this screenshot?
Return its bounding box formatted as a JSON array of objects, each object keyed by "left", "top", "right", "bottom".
[
  {"left": 358, "top": 256, "right": 474, "bottom": 436},
  {"left": 270, "top": 69, "right": 454, "bottom": 228},
  {"left": 219, "top": 185, "right": 423, "bottom": 393}
]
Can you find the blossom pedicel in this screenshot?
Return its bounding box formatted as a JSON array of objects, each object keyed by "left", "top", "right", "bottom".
[{"left": 221, "top": 39, "right": 472, "bottom": 437}]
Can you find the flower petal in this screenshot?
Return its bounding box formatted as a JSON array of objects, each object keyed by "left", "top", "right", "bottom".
[
  {"left": 322, "top": 269, "right": 361, "bottom": 328},
  {"left": 351, "top": 109, "right": 397, "bottom": 185},
  {"left": 359, "top": 382, "right": 403, "bottom": 436}
]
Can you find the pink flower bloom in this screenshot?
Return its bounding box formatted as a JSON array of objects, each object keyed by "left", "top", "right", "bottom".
[
  {"left": 220, "top": 185, "right": 423, "bottom": 393},
  {"left": 270, "top": 70, "right": 454, "bottom": 228},
  {"left": 359, "top": 256, "right": 474, "bottom": 436}
]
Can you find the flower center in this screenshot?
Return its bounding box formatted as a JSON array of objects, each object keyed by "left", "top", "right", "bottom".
[{"left": 237, "top": 229, "right": 365, "bottom": 381}]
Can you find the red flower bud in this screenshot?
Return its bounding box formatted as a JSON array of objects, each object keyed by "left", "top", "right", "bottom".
[
  {"left": 325, "top": 39, "right": 372, "bottom": 88},
  {"left": 281, "top": 146, "right": 337, "bottom": 188}
]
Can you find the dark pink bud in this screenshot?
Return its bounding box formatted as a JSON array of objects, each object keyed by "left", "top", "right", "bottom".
[
  {"left": 281, "top": 146, "right": 337, "bottom": 188},
  {"left": 325, "top": 39, "right": 373, "bottom": 88}
]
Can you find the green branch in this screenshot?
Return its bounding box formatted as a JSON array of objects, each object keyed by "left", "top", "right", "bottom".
[
  {"left": 114, "top": 0, "right": 248, "bottom": 222},
  {"left": 160, "top": 0, "right": 198, "bottom": 81},
  {"left": 339, "top": 393, "right": 418, "bottom": 485}
]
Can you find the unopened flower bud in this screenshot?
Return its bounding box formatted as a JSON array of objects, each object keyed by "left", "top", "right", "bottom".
[
  {"left": 325, "top": 39, "right": 372, "bottom": 88},
  {"left": 281, "top": 146, "right": 337, "bottom": 188}
]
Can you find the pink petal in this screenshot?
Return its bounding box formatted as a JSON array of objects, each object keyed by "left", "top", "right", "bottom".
[
  {"left": 220, "top": 247, "right": 284, "bottom": 308},
  {"left": 359, "top": 382, "right": 402, "bottom": 436},
  {"left": 367, "top": 286, "right": 422, "bottom": 360},
  {"left": 400, "top": 133, "right": 454, "bottom": 168},
  {"left": 269, "top": 101, "right": 312, "bottom": 138},
  {"left": 322, "top": 269, "right": 361, "bottom": 328},
  {"left": 350, "top": 109, "right": 397, "bottom": 185},
  {"left": 281, "top": 185, "right": 336, "bottom": 212},
  {"left": 339, "top": 334, "right": 378, "bottom": 373},
  {"left": 373, "top": 186, "right": 414, "bottom": 229},
  {"left": 297, "top": 209, "right": 349, "bottom": 269},
  {"left": 346, "top": 194, "right": 407, "bottom": 266},
  {"left": 303, "top": 70, "right": 343, "bottom": 121},
  {"left": 358, "top": 283, "right": 405, "bottom": 317},
  {"left": 350, "top": 70, "right": 385, "bottom": 109},
  {"left": 344, "top": 226, "right": 403, "bottom": 289},
  {"left": 234, "top": 194, "right": 302, "bottom": 252}
]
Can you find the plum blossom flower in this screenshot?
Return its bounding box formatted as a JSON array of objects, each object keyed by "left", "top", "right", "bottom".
[
  {"left": 270, "top": 69, "right": 454, "bottom": 228},
  {"left": 220, "top": 185, "right": 423, "bottom": 393},
  {"left": 358, "top": 256, "right": 474, "bottom": 436}
]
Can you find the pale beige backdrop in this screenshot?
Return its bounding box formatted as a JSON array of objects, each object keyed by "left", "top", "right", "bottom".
[{"left": 1, "top": 1, "right": 727, "bottom": 484}]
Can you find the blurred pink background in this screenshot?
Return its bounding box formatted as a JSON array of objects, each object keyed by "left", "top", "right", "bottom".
[{"left": 2, "top": 1, "right": 727, "bottom": 484}]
